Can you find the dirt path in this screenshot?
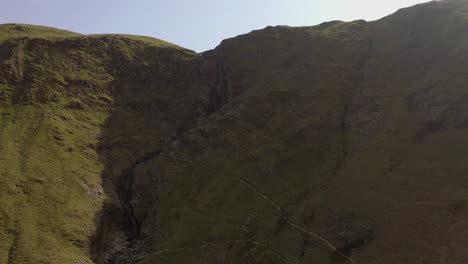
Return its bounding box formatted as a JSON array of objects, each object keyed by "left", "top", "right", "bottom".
[{"left": 239, "top": 178, "right": 359, "bottom": 264}]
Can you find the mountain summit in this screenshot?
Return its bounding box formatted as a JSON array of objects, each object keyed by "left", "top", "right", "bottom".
[{"left": 1, "top": 1, "right": 468, "bottom": 263}]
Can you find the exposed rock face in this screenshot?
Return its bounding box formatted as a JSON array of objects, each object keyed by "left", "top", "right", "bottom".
[{"left": 2, "top": 1, "right": 468, "bottom": 263}]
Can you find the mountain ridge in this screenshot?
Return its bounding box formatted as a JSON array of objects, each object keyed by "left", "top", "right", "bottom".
[{"left": 2, "top": 0, "right": 468, "bottom": 263}]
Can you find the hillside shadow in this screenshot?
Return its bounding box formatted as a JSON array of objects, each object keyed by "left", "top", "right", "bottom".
[{"left": 89, "top": 47, "right": 218, "bottom": 263}]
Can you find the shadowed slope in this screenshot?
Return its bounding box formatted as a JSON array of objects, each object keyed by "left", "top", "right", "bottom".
[{"left": 107, "top": 1, "right": 468, "bottom": 263}]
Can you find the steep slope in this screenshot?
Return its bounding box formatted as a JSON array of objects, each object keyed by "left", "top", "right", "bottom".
[
  {"left": 115, "top": 21, "right": 372, "bottom": 264},
  {"left": 107, "top": 1, "right": 468, "bottom": 263},
  {"left": 2, "top": 1, "right": 468, "bottom": 264},
  {"left": 0, "top": 26, "right": 217, "bottom": 263}
]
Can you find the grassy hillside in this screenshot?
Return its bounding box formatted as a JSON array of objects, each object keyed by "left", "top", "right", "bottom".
[
  {"left": 0, "top": 26, "right": 215, "bottom": 263},
  {"left": 0, "top": 24, "right": 81, "bottom": 43},
  {"left": 2, "top": 1, "right": 468, "bottom": 264},
  {"left": 0, "top": 23, "right": 183, "bottom": 50}
]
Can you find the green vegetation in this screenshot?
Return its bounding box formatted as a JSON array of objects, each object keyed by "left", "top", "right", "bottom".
[
  {"left": 0, "top": 23, "right": 185, "bottom": 51},
  {"left": 0, "top": 23, "right": 205, "bottom": 263},
  {"left": 85, "top": 34, "right": 183, "bottom": 49},
  {"left": 3, "top": 1, "right": 468, "bottom": 263},
  {"left": 0, "top": 23, "right": 80, "bottom": 43}
]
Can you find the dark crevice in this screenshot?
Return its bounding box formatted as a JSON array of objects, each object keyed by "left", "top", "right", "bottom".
[
  {"left": 97, "top": 57, "right": 229, "bottom": 260},
  {"left": 115, "top": 149, "right": 162, "bottom": 240},
  {"left": 92, "top": 149, "right": 165, "bottom": 263},
  {"left": 116, "top": 168, "right": 140, "bottom": 240},
  {"left": 207, "top": 62, "right": 229, "bottom": 114},
  {"left": 97, "top": 57, "right": 232, "bottom": 257}
]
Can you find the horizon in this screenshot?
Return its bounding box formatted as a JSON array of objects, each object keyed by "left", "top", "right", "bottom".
[{"left": 1, "top": 0, "right": 429, "bottom": 52}]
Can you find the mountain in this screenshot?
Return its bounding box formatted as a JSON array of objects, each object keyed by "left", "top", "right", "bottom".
[{"left": 2, "top": 0, "right": 468, "bottom": 263}]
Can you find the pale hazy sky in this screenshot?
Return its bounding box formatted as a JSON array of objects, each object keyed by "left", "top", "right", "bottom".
[{"left": 1, "top": 0, "right": 430, "bottom": 52}]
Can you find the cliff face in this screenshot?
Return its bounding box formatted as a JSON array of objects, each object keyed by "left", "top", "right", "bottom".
[{"left": 2, "top": 1, "right": 468, "bottom": 263}]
